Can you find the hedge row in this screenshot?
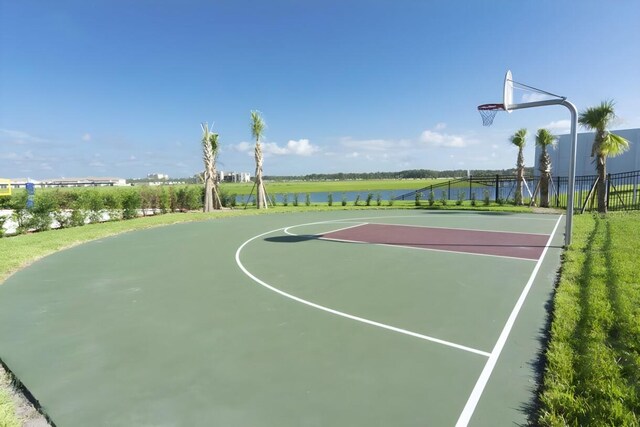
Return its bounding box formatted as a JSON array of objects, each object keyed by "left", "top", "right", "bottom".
[{"left": 0, "top": 185, "right": 236, "bottom": 236}]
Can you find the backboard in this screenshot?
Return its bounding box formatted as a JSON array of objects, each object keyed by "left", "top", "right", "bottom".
[{"left": 503, "top": 70, "right": 513, "bottom": 113}]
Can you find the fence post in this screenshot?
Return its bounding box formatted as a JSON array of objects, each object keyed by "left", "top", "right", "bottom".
[
  {"left": 556, "top": 176, "right": 561, "bottom": 207},
  {"left": 495, "top": 175, "right": 500, "bottom": 202},
  {"left": 606, "top": 173, "right": 611, "bottom": 210},
  {"left": 448, "top": 180, "right": 451, "bottom": 200},
  {"left": 469, "top": 176, "right": 472, "bottom": 199}
]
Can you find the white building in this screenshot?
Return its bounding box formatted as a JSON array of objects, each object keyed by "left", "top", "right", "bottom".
[
  {"left": 534, "top": 128, "right": 640, "bottom": 177},
  {"left": 221, "top": 172, "right": 251, "bottom": 183},
  {"left": 8, "top": 177, "right": 128, "bottom": 188},
  {"left": 147, "top": 173, "right": 168, "bottom": 180}
]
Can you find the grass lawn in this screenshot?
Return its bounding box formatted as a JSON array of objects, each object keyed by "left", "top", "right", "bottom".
[
  {"left": 220, "top": 178, "right": 447, "bottom": 195},
  {"left": 538, "top": 211, "right": 640, "bottom": 426}
]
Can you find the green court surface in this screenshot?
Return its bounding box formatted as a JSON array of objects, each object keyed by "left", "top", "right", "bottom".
[{"left": 0, "top": 211, "right": 565, "bottom": 426}]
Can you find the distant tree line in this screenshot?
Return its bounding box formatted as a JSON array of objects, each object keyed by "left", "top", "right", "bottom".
[{"left": 264, "top": 168, "right": 534, "bottom": 181}]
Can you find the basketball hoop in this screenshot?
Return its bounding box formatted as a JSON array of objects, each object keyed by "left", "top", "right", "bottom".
[{"left": 477, "top": 103, "right": 505, "bottom": 126}]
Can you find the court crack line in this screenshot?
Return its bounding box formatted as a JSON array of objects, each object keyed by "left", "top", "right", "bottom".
[{"left": 235, "top": 219, "right": 491, "bottom": 358}]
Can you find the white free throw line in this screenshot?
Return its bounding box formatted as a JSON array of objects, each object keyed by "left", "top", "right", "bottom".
[
  {"left": 236, "top": 223, "right": 491, "bottom": 358},
  {"left": 455, "top": 215, "right": 564, "bottom": 427}
]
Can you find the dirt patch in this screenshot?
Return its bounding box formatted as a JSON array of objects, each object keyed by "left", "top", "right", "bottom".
[
  {"left": 531, "top": 207, "right": 565, "bottom": 215},
  {"left": 0, "top": 363, "right": 51, "bottom": 427}
]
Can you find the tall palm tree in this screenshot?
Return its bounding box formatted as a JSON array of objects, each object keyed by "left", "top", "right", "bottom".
[
  {"left": 200, "top": 122, "right": 221, "bottom": 212},
  {"left": 536, "top": 128, "right": 557, "bottom": 208},
  {"left": 578, "top": 101, "right": 630, "bottom": 213},
  {"left": 251, "top": 110, "right": 268, "bottom": 209},
  {"left": 209, "top": 132, "right": 222, "bottom": 209},
  {"left": 509, "top": 128, "right": 528, "bottom": 205}
]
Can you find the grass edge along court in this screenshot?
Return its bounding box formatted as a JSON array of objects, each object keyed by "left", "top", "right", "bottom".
[
  {"left": 537, "top": 211, "right": 640, "bottom": 426},
  {"left": 0, "top": 209, "right": 639, "bottom": 425}
]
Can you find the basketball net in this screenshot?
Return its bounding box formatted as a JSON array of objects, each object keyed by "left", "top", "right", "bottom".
[{"left": 477, "top": 104, "right": 505, "bottom": 127}]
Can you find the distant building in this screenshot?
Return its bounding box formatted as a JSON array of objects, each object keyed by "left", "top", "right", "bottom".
[
  {"left": 147, "top": 173, "right": 168, "bottom": 180},
  {"left": 534, "top": 128, "right": 640, "bottom": 177},
  {"left": 8, "top": 177, "right": 128, "bottom": 188},
  {"left": 221, "top": 172, "right": 251, "bottom": 183}
]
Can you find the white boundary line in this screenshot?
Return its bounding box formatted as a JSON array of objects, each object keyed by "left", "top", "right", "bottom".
[
  {"left": 455, "top": 215, "right": 564, "bottom": 426},
  {"left": 235, "top": 221, "right": 491, "bottom": 358}
]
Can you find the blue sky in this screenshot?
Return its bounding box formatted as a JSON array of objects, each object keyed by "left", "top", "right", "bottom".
[{"left": 2, "top": 0, "right": 639, "bottom": 179}]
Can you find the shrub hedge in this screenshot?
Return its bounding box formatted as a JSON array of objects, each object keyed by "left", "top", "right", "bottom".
[{"left": 0, "top": 185, "right": 235, "bottom": 236}]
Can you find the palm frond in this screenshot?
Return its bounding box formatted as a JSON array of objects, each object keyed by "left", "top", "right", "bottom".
[
  {"left": 578, "top": 100, "right": 616, "bottom": 131},
  {"left": 250, "top": 110, "right": 265, "bottom": 143},
  {"left": 209, "top": 133, "right": 219, "bottom": 154},
  {"left": 601, "top": 133, "right": 630, "bottom": 158},
  {"left": 536, "top": 128, "right": 557, "bottom": 147},
  {"left": 509, "top": 128, "right": 527, "bottom": 148}
]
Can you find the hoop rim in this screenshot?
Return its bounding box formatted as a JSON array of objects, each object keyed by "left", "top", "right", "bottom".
[{"left": 477, "top": 103, "right": 505, "bottom": 111}]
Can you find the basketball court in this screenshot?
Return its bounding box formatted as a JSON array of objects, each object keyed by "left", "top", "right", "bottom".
[{"left": 0, "top": 210, "right": 565, "bottom": 426}]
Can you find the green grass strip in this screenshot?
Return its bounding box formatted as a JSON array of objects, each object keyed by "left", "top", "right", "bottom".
[
  {"left": 538, "top": 211, "right": 640, "bottom": 426},
  {"left": 0, "top": 366, "right": 20, "bottom": 427},
  {"left": 220, "top": 178, "right": 445, "bottom": 195}
]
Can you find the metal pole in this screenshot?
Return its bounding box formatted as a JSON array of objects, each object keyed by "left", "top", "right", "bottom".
[
  {"left": 500, "top": 93, "right": 578, "bottom": 245},
  {"left": 562, "top": 100, "right": 578, "bottom": 247}
]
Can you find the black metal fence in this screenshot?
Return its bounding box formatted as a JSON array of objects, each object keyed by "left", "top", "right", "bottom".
[{"left": 394, "top": 170, "right": 640, "bottom": 212}]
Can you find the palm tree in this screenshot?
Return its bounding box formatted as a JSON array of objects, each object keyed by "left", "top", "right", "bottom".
[
  {"left": 578, "top": 100, "right": 630, "bottom": 213},
  {"left": 209, "top": 132, "right": 222, "bottom": 209},
  {"left": 200, "top": 122, "right": 221, "bottom": 212},
  {"left": 509, "top": 128, "right": 528, "bottom": 205},
  {"left": 251, "top": 110, "right": 268, "bottom": 209},
  {"left": 536, "top": 128, "right": 557, "bottom": 208}
]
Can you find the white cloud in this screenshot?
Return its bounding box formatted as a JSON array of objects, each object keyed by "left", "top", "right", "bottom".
[
  {"left": 89, "top": 161, "right": 105, "bottom": 167},
  {"left": 340, "top": 137, "right": 412, "bottom": 151},
  {"left": 541, "top": 119, "right": 571, "bottom": 134},
  {"left": 0, "top": 129, "right": 48, "bottom": 144},
  {"left": 262, "top": 139, "right": 319, "bottom": 156},
  {"left": 435, "top": 122, "right": 447, "bottom": 130},
  {"left": 284, "top": 139, "right": 319, "bottom": 156},
  {"left": 0, "top": 152, "right": 19, "bottom": 160},
  {"left": 261, "top": 142, "right": 287, "bottom": 155},
  {"left": 231, "top": 141, "right": 254, "bottom": 153},
  {"left": 420, "top": 130, "right": 469, "bottom": 148},
  {"left": 82, "top": 133, "right": 92, "bottom": 142},
  {"left": 233, "top": 139, "right": 320, "bottom": 157}
]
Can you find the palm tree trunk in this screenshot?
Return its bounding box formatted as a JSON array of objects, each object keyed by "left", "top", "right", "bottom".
[
  {"left": 540, "top": 174, "right": 550, "bottom": 208},
  {"left": 203, "top": 161, "right": 215, "bottom": 213},
  {"left": 515, "top": 147, "right": 524, "bottom": 205},
  {"left": 211, "top": 159, "right": 222, "bottom": 209},
  {"left": 597, "top": 154, "right": 607, "bottom": 213},
  {"left": 204, "top": 178, "right": 214, "bottom": 212},
  {"left": 539, "top": 147, "right": 550, "bottom": 208},
  {"left": 255, "top": 142, "right": 267, "bottom": 209}
]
